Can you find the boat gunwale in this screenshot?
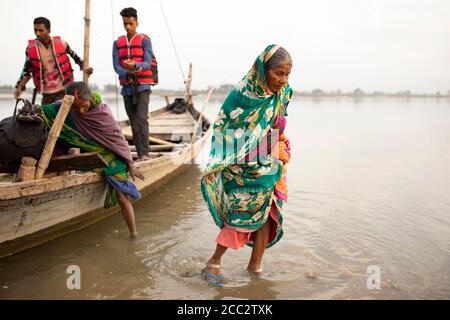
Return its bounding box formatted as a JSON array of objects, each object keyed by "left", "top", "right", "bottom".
[{"left": 0, "top": 105, "right": 211, "bottom": 201}]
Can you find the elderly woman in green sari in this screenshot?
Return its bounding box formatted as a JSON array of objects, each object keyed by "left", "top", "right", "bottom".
[
  {"left": 40, "top": 82, "right": 144, "bottom": 238},
  {"left": 201, "top": 45, "right": 293, "bottom": 286}
]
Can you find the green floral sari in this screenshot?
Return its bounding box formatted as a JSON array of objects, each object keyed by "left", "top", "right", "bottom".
[{"left": 201, "top": 45, "right": 293, "bottom": 248}]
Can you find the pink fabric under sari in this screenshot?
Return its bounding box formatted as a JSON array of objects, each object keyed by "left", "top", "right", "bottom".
[{"left": 216, "top": 201, "right": 280, "bottom": 250}]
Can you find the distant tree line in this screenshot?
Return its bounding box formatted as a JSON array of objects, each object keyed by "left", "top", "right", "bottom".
[
  {"left": 297, "top": 88, "right": 450, "bottom": 97},
  {"left": 1, "top": 84, "right": 449, "bottom": 97}
]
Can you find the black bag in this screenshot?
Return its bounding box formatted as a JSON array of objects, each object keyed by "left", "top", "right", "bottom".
[
  {"left": 0, "top": 99, "right": 48, "bottom": 173},
  {"left": 167, "top": 98, "right": 188, "bottom": 114}
]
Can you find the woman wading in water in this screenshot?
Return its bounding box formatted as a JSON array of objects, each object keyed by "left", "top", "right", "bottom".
[{"left": 201, "top": 44, "right": 293, "bottom": 287}]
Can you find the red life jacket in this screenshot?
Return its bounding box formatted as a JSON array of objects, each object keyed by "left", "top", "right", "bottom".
[
  {"left": 27, "top": 36, "right": 74, "bottom": 93},
  {"left": 116, "top": 33, "right": 158, "bottom": 86}
]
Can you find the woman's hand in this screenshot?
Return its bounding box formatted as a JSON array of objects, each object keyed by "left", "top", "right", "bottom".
[
  {"left": 128, "top": 162, "right": 145, "bottom": 181},
  {"left": 272, "top": 133, "right": 291, "bottom": 164}
]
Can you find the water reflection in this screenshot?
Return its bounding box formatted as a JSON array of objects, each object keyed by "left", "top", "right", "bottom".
[
  {"left": 215, "top": 278, "right": 280, "bottom": 300},
  {"left": 1, "top": 98, "right": 450, "bottom": 299}
]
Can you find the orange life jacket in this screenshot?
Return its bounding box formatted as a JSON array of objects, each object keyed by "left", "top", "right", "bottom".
[
  {"left": 27, "top": 36, "right": 74, "bottom": 93},
  {"left": 116, "top": 33, "right": 158, "bottom": 86}
]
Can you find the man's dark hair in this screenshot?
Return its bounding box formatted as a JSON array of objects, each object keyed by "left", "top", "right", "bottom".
[
  {"left": 33, "top": 17, "right": 51, "bottom": 30},
  {"left": 120, "top": 7, "right": 138, "bottom": 20}
]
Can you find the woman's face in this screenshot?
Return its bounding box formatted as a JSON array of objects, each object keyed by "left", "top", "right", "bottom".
[
  {"left": 266, "top": 63, "right": 292, "bottom": 93},
  {"left": 73, "top": 98, "right": 91, "bottom": 115}
]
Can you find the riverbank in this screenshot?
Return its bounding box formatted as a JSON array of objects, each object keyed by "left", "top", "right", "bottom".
[{"left": 1, "top": 92, "right": 449, "bottom": 101}]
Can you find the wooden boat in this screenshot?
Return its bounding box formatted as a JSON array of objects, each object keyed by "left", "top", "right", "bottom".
[
  {"left": 0, "top": 90, "right": 212, "bottom": 258},
  {"left": 0, "top": 0, "right": 216, "bottom": 259}
]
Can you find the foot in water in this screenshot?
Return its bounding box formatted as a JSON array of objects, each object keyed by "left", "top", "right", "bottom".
[
  {"left": 204, "top": 259, "right": 225, "bottom": 287},
  {"left": 247, "top": 264, "right": 263, "bottom": 276}
]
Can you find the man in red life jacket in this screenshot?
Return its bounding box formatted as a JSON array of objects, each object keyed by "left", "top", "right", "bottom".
[
  {"left": 113, "top": 7, "right": 158, "bottom": 162},
  {"left": 14, "top": 17, "right": 93, "bottom": 105}
]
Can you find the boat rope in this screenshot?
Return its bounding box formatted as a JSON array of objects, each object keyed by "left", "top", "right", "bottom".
[
  {"left": 110, "top": 0, "right": 120, "bottom": 122},
  {"left": 158, "top": 0, "right": 187, "bottom": 85}
]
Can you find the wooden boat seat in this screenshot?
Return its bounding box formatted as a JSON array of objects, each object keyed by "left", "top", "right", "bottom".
[
  {"left": 122, "top": 110, "right": 195, "bottom": 142},
  {"left": 46, "top": 152, "right": 108, "bottom": 172}
]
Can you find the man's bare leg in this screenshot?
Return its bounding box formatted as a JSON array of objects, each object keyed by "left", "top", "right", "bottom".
[{"left": 116, "top": 191, "right": 138, "bottom": 238}]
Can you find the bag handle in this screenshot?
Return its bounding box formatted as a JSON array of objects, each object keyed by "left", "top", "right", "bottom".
[
  {"left": 32, "top": 88, "right": 37, "bottom": 105},
  {"left": 9, "top": 99, "right": 23, "bottom": 143}
]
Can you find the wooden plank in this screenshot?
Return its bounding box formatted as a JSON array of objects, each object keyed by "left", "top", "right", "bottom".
[
  {"left": 121, "top": 126, "right": 132, "bottom": 138},
  {"left": 127, "top": 149, "right": 161, "bottom": 158},
  {"left": 150, "top": 119, "right": 194, "bottom": 125},
  {"left": 159, "top": 93, "right": 197, "bottom": 97},
  {"left": 16, "top": 157, "right": 37, "bottom": 182},
  {"left": 152, "top": 116, "right": 192, "bottom": 122},
  {"left": 0, "top": 173, "right": 13, "bottom": 183},
  {"left": 149, "top": 136, "right": 176, "bottom": 146},
  {"left": 59, "top": 148, "right": 80, "bottom": 176},
  {"left": 150, "top": 123, "right": 194, "bottom": 127},
  {"left": 149, "top": 126, "right": 194, "bottom": 133},
  {"left": 154, "top": 113, "right": 191, "bottom": 118},
  {"left": 122, "top": 126, "right": 178, "bottom": 145},
  {"left": 35, "top": 95, "right": 75, "bottom": 179},
  {"left": 154, "top": 112, "right": 192, "bottom": 120},
  {"left": 0, "top": 172, "right": 103, "bottom": 201},
  {"left": 149, "top": 133, "right": 188, "bottom": 142},
  {"left": 46, "top": 153, "right": 108, "bottom": 172},
  {"left": 130, "top": 144, "right": 181, "bottom": 153}
]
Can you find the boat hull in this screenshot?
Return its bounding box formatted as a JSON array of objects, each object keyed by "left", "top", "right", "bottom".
[{"left": 0, "top": 111, "right": 210, "bottom": 258}]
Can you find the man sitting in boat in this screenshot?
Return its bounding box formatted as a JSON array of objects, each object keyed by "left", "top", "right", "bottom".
[{"left": 40, "top": 81, "right": 143, "bottom": 238}]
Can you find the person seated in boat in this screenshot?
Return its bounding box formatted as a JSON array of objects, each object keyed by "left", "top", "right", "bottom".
[
  {"left": 14, "top": 16, "right": 93, "bottom": 105},
  {"left": 40, "top": 81, "right": 144, "bottom": 238}
]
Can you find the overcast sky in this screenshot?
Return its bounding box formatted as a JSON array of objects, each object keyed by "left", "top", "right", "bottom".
[{"left": 1, "top": 0, "right": 449, "bottom": 92}]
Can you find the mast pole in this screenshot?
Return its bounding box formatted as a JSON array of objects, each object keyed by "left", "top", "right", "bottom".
[
  {"left": 83, "top": 0, "right": 91, "bottom": 84},
  {"left": 186, "top": 63, "right": 193, "bottom": 106}
]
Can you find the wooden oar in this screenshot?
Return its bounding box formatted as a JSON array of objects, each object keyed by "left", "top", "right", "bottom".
[
  {"left": 122, "top": 126, "right": 177, "bottom": 146},
  {"left": 149, "top": 136, "right": 175, "bottom": 146},
  {"left": 129, "top": 144, "right": 179, "bottom": 152},
  {"left": 35, "top": 95, "right": 75, "bottom": 179}
]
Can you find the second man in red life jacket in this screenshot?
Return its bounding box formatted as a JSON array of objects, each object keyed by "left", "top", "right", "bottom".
[
  {"left": 113, "top": 7, "right": 158, "bottom": 162},
  {"left": 14, "top": 17, "right": 93, "bottom": 105}
]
